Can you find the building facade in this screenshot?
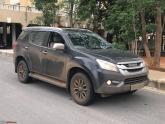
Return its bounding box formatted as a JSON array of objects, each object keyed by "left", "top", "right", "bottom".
[{"left": 0, "top": 0, "right": 42, "bottom": 48}]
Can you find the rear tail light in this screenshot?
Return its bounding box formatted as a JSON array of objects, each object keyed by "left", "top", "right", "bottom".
[{"left": 12, "top": 41, "right": 17, "bottom": 49}]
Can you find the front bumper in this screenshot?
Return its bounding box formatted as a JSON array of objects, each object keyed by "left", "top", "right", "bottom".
[
  {"left": 97, "top": 80, "right": 149, "bottom": 94},
  {"left": 95, "top": 69, "right": 149, "bottom": 94}
]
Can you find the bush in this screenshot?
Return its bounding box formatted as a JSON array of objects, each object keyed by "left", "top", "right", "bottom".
[{"left": 112, "top": 42, "right": 126, "bottom": 50}]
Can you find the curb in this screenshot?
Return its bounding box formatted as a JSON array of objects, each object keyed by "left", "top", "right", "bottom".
[
  {"left": 148, "top": 79, "right": 165, "bottom": 90},
  {"left": 149, "top": 67, "right": 165, "bottom": 72},
  {"left": 0, "top": 51, "right": 13, "bottom": 57}
]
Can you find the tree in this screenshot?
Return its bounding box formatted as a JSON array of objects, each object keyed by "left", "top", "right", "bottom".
[
  {"left": 33, "top": 0, "right": 58, "bottom": 26},
  {"left": 138, "top": 0, "right": 153, "bottom": 66},
  {"left": 106, "top": 0, "right": 165, "bottom": 68},
  {"left": 106, "top": 0, "right": 136, "bottom": 44},
  {"left": 137, "top": 0, "right": 165, "bottom": 68},
  {"left": 77, "top": 0, "right": 108, "bottom": 32},
  {"left": 153, "top": 1, "right": 163, "bottom": 68},
  {"left": 61, "top": 0, "right": 80, "bottom": 27},
  {"left": 68, "top": 0, "right": 75, "bottom": 27}
]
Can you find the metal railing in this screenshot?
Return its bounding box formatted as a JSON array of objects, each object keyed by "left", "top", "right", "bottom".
[{"left": 0, "top": 3, "right": 41, "bottom": 13}]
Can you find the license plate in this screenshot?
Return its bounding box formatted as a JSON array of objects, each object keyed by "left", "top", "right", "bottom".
[{"left": 131, "top": 82, "right": 146, "bottom": 91}]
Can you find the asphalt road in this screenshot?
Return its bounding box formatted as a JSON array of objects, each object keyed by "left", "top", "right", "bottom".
[{"left": 0, "top": 55, "right": 165, "bottom": 124}]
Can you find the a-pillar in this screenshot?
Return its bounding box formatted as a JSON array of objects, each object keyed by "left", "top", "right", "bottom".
[
  {"left": 12, "top": 23, "right": 16, "bottom": 46},
  {"left": 3, "top": 23, "right": 7, "bottom": 48}
]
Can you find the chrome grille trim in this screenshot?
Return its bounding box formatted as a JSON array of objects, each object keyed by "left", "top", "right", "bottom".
[
  {"left": 117, "top": 60, "right": 143, "bottom": 65},
  {"left": 117, "top": 60, "right": 147, "bottom": 76}
]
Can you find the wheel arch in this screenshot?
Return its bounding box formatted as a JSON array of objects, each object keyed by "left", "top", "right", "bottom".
[
  {"left": 15, "top": 56, "right": 28, "bottom": 73},
  {"left": 67, "top": 67, "right": 95, "bottom": 94}
]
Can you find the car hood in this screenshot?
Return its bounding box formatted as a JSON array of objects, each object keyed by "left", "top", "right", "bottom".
[{"left": 79, "top": 48, "right": 140, "bottom": 63}]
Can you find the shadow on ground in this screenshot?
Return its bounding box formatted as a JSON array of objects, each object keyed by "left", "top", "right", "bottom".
[{"left": 27, "top": 79, "right": 150, "bottom": 108}]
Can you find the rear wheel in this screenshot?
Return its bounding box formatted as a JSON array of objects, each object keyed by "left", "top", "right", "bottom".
[
  {"left": 17, "top": 60, "right": 31, "bottom": 83},
  {"left": 70, "top": 73, "right": 94, "bottom": 106}
]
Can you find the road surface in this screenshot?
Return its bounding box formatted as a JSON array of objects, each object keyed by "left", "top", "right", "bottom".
[{"left": 0, "top": 55, "right": 165, "bottom": 124}]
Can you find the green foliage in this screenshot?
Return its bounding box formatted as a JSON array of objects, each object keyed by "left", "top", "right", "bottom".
[
  {"left": 77, "top": 0, "right": 96, "bottom": 20},
  {"left": 106, "top": 0, "right": 135, "bottom": 43},
  {"left": 105, "top": 0, "right": 165, "bottom": 44},
  {"left": 63, "top": 0, "right": 80, "bottom": 14},
  {"left": 33, "top": 0, "right": 57, "bottom": 26},
  {"left": 77, "top": 0, "right": 108, "bottom": 32},
  {"left": 112, "top": 42, "right": 126, "bottom": 50},
  {"left": 61, "top": 0, "right": 80, "bottom": 27},
  {"left": 32, "top": 16, "right": 44, "bottom": 25}
]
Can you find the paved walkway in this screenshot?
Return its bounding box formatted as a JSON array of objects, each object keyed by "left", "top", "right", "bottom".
[
  {"left": 149, "top": 70, "right": 165, "bottom": 82},
  {"left": 149, "top": 70, "right": 165, "bottom": 90},
  {"left": 0, "top": 49, "right": 13, "bottom": 56}
]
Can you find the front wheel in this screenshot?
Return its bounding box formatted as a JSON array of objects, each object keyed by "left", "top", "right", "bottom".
[
  {"left": 125, "top": 90, "right": 137, "bottom": 95},
  {"left": 17, "top": 60, "right": 31, "bottom": 83},
  {"left": 70, "top": 73, "right": 94, "bottom": 106}
]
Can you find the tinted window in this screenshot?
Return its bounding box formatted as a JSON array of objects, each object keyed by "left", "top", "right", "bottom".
[
  {"left": 30, "top": 31, "right": 50, "bottom": 46},
  {"left": 48, "top": 32, "right": 65, "bottom": 48},
  {"left": 17, "top": 31, "right": 29, "bottom": 41}
]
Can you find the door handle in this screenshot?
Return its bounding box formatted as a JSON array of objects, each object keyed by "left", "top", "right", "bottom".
[{"left": 42, "top": 51, "right": 48, "bottom": 54}]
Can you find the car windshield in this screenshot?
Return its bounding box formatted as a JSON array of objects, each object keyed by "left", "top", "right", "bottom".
[{"left": 67, "top": 30, "right": 111, "bottom": 49}]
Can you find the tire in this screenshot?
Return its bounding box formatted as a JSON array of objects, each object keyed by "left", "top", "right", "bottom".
[
  {"left": 17, "top": 60, "right": 31, "bottom": 83},
  {"left": 70, "top": 73, "right": 94, "bottom": 106},
  {"left": 125, "top": 90, "right": 137, "bottom": 95}
]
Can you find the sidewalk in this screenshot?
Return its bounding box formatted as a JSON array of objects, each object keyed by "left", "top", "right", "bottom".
[
  {"left": 0, "top": 49, "right": 13, "bottom": 57},
  {"left": 149, "top": 70, "right": 165, "bottom": 90},
  {"left": 0, "top": 49, "right": 164, "bottom": 89}
]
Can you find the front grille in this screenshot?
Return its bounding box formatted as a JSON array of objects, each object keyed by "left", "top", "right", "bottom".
[
  {"left": 117, "top": 60, "right": 146, "bottom": 76},
  {"left": 124, "top": 76, "right": 148, "bottom": 84},
  {"left": 127, "top": 68, "right": 143, "bottom": 72},
  {"left": 124, "top": 62, "right": 141, "bottom": 68}
]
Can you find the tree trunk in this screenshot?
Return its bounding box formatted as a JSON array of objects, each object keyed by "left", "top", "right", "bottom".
[
  {"left": 69, "top": 1, "right": 74, "bottom": 27},
  {"left": 162, "top": 15, "right": 165, "bottom": 33},
  {"left": 140, "top": 10, "right": 153, "bottom": 66},
  {"left": 153, "top": 1, "right": 162, "bottom": 68}
]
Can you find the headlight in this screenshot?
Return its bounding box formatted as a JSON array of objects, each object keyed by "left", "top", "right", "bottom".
[
  {"left": 141, "top": 60, "right": 146, "bottom": 67},
  {"left": 96, "top": 59, "right": 118, "bottom": 72},
  {"left": 141, "top": 60, "right": 148, "bottom": 68},
  {"left": 142, "top": 60, "right": 149, "bottom": 72}
]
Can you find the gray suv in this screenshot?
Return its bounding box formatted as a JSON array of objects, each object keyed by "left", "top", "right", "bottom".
[{"left": 14, "top": 27, "right": 149, "bottom": 105}]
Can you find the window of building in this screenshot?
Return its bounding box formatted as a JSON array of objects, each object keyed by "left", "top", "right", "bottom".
[
  {"left": 7, "top": 26, "right": 10, "bottom": 34},
  {"left": 10, "top": 0, "right": 20, "bottom": 5},
  {"left": 0, "top": 27, "right": 3, "bottom": 34}
]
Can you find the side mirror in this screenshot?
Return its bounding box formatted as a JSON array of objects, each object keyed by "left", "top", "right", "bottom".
[{"left": 52, "top": 43, "right": 65, "bottom": 50}]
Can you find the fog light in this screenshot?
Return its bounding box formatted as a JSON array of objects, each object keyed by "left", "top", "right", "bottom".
[{"left": 107, "top": 80, "right": 112, "bottom": 85}]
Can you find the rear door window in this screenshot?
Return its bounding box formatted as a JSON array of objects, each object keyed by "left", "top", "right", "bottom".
[{"left": 30, "top": 31, "right": 50, "bottom": 46}]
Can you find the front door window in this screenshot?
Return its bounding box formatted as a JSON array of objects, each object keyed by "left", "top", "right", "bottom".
[{"left": 48, "top": 32, "right": 65, "bottom": 48}]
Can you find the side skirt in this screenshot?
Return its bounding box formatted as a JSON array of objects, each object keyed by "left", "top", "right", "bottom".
[{"left": 29, "top": 73, "right": 66, "bottom": 88}]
